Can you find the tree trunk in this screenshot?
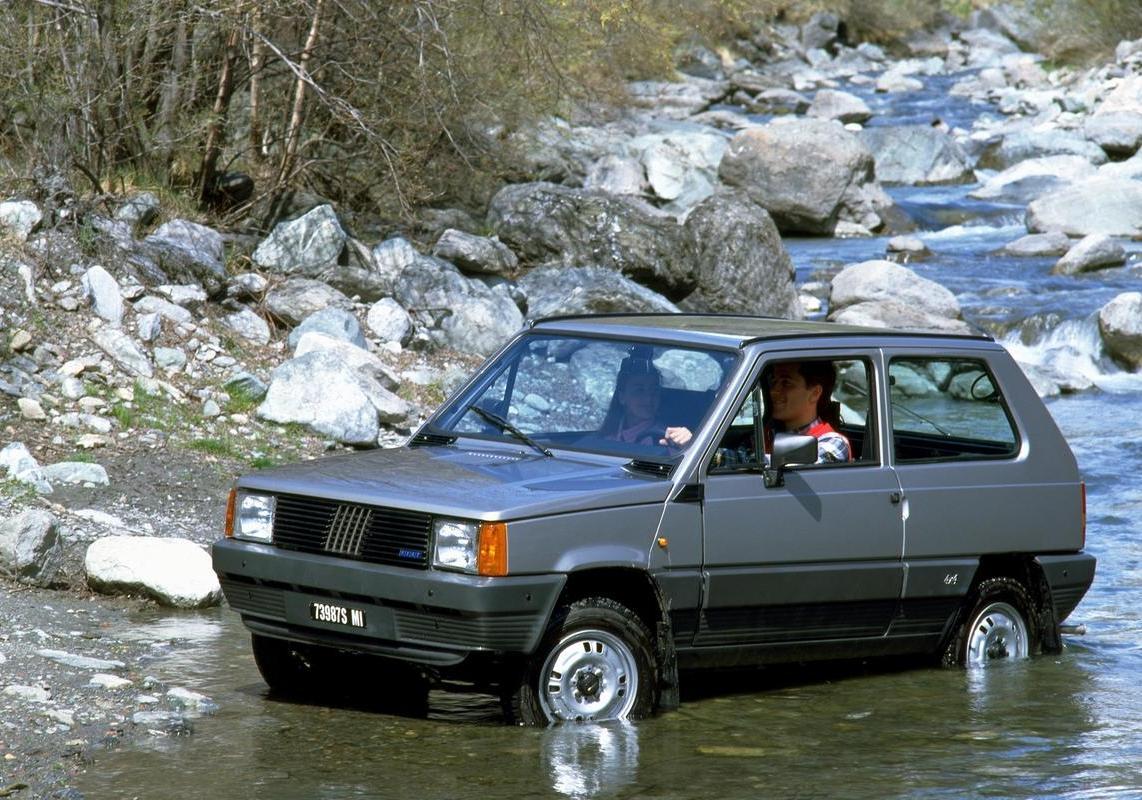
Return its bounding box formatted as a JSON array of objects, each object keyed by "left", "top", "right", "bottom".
[
  {"left": 248, "top": 5, "right": 266, "bottom": 163},
  {"left": 195, "top": 25, "right": 241, "bottom": 206},
  {"left": 275, "top": 0, "right": 325, "bottom": 189}
]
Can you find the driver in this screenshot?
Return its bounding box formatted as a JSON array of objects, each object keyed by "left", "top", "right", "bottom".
[
  {"left": 598, "top": 357, "right": 692, "bottom": 448},
  {"left": 765, "top": 361, "right": 851, "bottom": 463}
]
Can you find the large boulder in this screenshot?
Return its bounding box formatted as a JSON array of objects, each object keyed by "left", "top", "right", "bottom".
[
  {"left": 1026, "top": 177, "right": 1142, "bottom": 237},
  {"left": 1099, "top": 292, "right": 1142, "bottom": 369},
  {"left": 432, "top": 229, "right": 519, "bottom": 277},
  {"left": 1084, "top": 112, "right": 1142, "bottom": 158},
  {"left": 625, "top": 127, "right": 728, "bottom": 212},
  {"left": 0, "top": 200, "right": 43, "bottom": 241},
  {"left": 517, "top": 266, "right": 679, "bottom": 320},
  {"left": 828, "top": 260, "right": 968, "bottom": 332},
  {"left": 980, "top": 129, "right": 1108, "bottom": 170},
  {"left": 84, "top": 536, "right": 221, "bottom": 608},
  {"left": 719, "top": 118, "right": 886, "bottom": 235},
  {"left": 1052, "top": 234, "right": 1127, "bottom": 275},
  {"left": 807, "top": 89, "right": 873, "bottom": 124},
  {"left": 257, "top": 350, "right": 408, "bottom": 445},
  {"left": 252, "top": 204, "right": 347, "bottom": 277},
  {"left": 487, "top": 182, "right": 695, "bottom": 298},
  {"left": 859, "top": 126, "right": 974, "bottom": 185},
  {"left": 0, "top": 510, "right": 63, "bottom": 587},
  {"left": 287, "top": 307, "right": 366, "bottom": 350},
  {"left": 678, "top": 191, "right": 800, "bottom": 318},
  {"left": 969, "top": 155, "right": 1098, "bottom": 203},
  {"left": 394, "top": 256, "right": 523, "bottom": 355},
  {"left": 140, "top": 219, "right": 228, "bottom": 295}
]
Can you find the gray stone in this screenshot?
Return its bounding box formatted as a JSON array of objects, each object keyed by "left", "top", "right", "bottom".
[
  {"left": 679, "top": 190, "right": 800, "bottom": 318},
  {"left": 293, "top": 332, "right": 400, "bottom": 390},
  {"left": 225, "top": 272, "right": 268, "bottom": 301},
  {"left": 1026, "top": 177, "right": 1142, "bottom": 237},
  {"left": 859, "top": 126, "right": 974, "bottom": 186},
  {"left": 37, "top": 649, "right": 126, "bottom": 671},
  {"left": 263, "top": 278, "right": 352, "bottom": 328},
  {"left": 253, "top": 204, "right": 346, "bottom": 276},
  {"left": 432, "top": 229, "right": 519, "bottom": 276},
  {"left": 829, "top": 299, "right": 973, "bottom": 334},
  {"left": 287, "top": 307, "right": 366, "bottom": 350},
  {"left": 1084, "top": 111, "right": 1142, "bottom": 158},
  {"left": 17, "top": 397, "right": 46, "bottom": 420},
  {"left": 719, "top": 118, "right": 885, "bottom": 235},
  {"left": 487, "top": 182, "right": 694, "bottom": 298},
  {"left": 1096, "top": 74, "right": 1142, "bottom": 116},
  {"left": 584, "top": 155, "right": 645, "bottom": 196},
  {"left": 365, "top": 298, "right": 413, "bottom": 345},
  {"left": 830, "top": 260, "right": 963, "bottom": 321},
  {"left": 155, "top": 284, "right": 208, "bottom": 311},
  {"left": 3, "top": 685, "right": 50, "bottom": 703},
  {"left": 1099, "top": 292, "right": 1142, "bottom": 369},
  {"left": 142, "top": 219, "right": 227, "bottom": 295},
  {"left": 0, "top": 510, "right": 63, "bottom": 587},
  {"left": 153, "top": 347, "right": 187, "bottom": 371},
  {"left": 81, "top": 265, "right": 124, "bottom": 326},
  {"left": 981, "top": 129, "right": 1108, "bottom": 170},
  {"left": 91, "top": 328, "right": 153, "bottom": 377},
  {"left": 1052, "top": 234, "right": 1127, "bottom": 275},
  {"left": 133, "top": 295, "right": 193, "bottom": 326},
  {"left": 41, "top": 462, "right": 110, "bottom": 486},
  {"left": 221, "top": 308, "right": 271, "bottom": 345},
  {"left": 85, "top": 536, "right": 222, "bottom": 608},
  {"left": 115, "top": 192, "right": 160, "bottom": 232},
  {"left": 136, "top": 312, "right": 163, "bottom": 343},
  {"left": 807, "top": 89, "right": 873, "bottom": 124},
  {"left": 224, "top": 372, "right": 268, "bottom": 402},
  {"left": 257, "top": 350, "right": 408, "bottom": 444},
  {"left": 0, "top": 442, "right": 52, "bottom": 494},
  {"left": 969, "top": 155, "right": 1098, "bottom": 203},
  {"left": 0, "top": 200, "right": 43, "bottom": 241},
  {"left": 517, "top": 266, "right": 679, "bottom": 320},
  {"left": 998, "top": 231, "right": 1072, "bottom": 257}
]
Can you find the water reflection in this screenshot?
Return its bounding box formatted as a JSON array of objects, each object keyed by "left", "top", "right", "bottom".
[{"left": 543, "top": 722, "right": 639, "bottom": 799}]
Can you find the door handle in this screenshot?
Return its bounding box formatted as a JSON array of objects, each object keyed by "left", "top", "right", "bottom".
[{"left": 890, "top": 491, "right": 902, "bottom": 504}]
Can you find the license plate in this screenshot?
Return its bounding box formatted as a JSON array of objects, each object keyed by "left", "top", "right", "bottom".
[{"left": 310, "top": 601, "right": 366, "bottom": 629}]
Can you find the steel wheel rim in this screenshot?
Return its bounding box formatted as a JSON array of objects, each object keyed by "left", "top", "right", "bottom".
[
  {"left": 539, "top": 629, "right": 638, "bottom": 722},
  {"left": 965, "top": 601, "right": 1029, "bottom": 666}
]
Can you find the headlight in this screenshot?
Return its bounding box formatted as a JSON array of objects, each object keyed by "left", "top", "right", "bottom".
[
  {"left": 433, "top": 519, "right": 509, "bottom": 576},
  {"left": 433, "top": 519, "right": 478, "bottom": 573},
  {"left": 234, "top": 493, "right": 275, "bottom": 543}
]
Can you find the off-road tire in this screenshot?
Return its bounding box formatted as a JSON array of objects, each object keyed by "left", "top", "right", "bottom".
[{"left": 942, "top": 577, "right": 1039, "bottom": 667}]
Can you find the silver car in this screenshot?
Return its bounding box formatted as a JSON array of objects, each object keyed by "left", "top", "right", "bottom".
[{"left": 212, "top": 314, "right": 1095, "bottom": 724}]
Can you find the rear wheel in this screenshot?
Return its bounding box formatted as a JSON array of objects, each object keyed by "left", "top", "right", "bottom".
[
  {"left": 943, "top": 577, "right": 1038, "bottom": 667},
  {"left": 509, "top": 597, "right": 657, "bottom": 725}
]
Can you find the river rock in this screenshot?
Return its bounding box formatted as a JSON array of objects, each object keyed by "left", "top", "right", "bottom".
[
  {"left": 1084, "top": 112, "right": 1142, "bottom": 158},
  {"left": 141, "top": 219, "right": 228, "bottom": 295},
  {"left": 81, "top": 265, "right": 124, "bottom": 326},
  {"left": 85, "top": 536, "right": 221, "bottom": 608},
  {"left": 263, "top": 278, "right": 353, "bottom": 328},
  {"left": 91, "top": 327, "right": 153, "bottom": 378},
  {"left": 628, "top": 128, "right": 727, "bottom": 211},
  {"left": 807, "top": 89, "right": 872, "bottom": 124},
  {"left": 584, "top": 154, "right": 646, "bottom": 196},
  {"left": 487, "top": 182, "right": 694, "bottom": 298},
  {"left": 366, "top": 298, "right": 413, "bottom": 345},
  {"left": 678, "top": 190, "right": 800, "bottom": 317},
  {"left": 1026, "top": 177, "right": 1142, "bottom": 237},
  {"left": 829, "top": 299, "right": 973, "bottom": 334},
  {"left": 969, "top": 155, "right": 1098, "bottom": 203},
  {"left": 221, "top": 308, "right": 271, "bottom": 345},
  {"left": 1096, "top": 74, "right": 1142, "bottom": 116},
  {"left": 719, "top": 117, "right": 884, "bottom": 235},
  {"left": 287, "top": 307, "right": 366, "bottom": 350},
  {"left": 1098, "top": 292, "right": 1142, "bottom": 369},
  {"left": 829, "top": 259, "right": 964, "bottom": 324},
  {"left": 998, "top": 231, "right": 1071, "bottom": 257},
  {"left": 18, "top": 398, "right": 46, "bottom": 420},
  {"left": 981, "top": 129, "right": 1108, "bottom": 170},
  {"left": 859, "top": 125, "right": 973, "bottom": 185},
  {"left": 0, "top": 200, "right": 43, "bottom": 241},
  {"left": 257, "top": 349, "right": 408, "bottom": 443},
  {"left": 293, "top": 332, "right": 399, "bottom": 390},
  {"left": 134, "top": 295, "right": 193, "bottom": 326},
  {"left": 1052, "top": 234, "right": 1127, "bottom": 275},
  {"left": 626, "top": 75, "right": 728, "bottom": 120},
  {"left": 253, "top": 204, "right": 346, "bottom": 277},
  {"left": 517, "top": 266, "right": 678, "bottom": 320},
  {"left": 0, "top": 510, "right": 63, "bottom": 587},
  {"left": 37, "top": 649, "right": 126, "bottom": 671},
  {"left": 432, "top": 229, "right": 519, "bottom": 277}
]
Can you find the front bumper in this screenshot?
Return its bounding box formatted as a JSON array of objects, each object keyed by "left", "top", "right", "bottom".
[{"left": 212, "top": 538, "right": 565, "bottom": 665}]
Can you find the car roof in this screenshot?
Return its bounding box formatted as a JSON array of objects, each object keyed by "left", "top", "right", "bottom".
[{"left": 528, "top": 313, "right": 995, "bottom": 350}]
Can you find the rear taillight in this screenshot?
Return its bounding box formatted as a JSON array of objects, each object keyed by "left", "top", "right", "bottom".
[{"left": 1080, "top": 481, "right": 1087, "bottom": 548}]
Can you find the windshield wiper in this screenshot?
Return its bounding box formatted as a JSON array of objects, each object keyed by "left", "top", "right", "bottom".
[{"left": 466, "top": 404, "right": 553, "bottom": 457}]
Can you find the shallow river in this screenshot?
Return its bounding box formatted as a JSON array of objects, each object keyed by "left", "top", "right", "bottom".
[{"left": 77, "top": 70, "right": 1142, "bottom": 799}]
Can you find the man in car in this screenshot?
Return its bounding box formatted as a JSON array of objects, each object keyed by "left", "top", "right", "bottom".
[{"left": 766, "top": 361, "right": 852, "bottom": 464}]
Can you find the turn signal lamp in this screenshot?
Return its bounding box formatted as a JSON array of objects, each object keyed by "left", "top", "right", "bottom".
[{"left": 477, "top": 522, "right": 508, "bottom": 577}]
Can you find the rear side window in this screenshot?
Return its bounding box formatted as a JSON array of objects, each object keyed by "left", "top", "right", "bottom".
[{"left": 889, "top": 357, "right": 1018, "bottom": 462}]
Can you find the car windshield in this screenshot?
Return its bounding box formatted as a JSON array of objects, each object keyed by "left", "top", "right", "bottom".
[{"left": 429, "top": 333, "right": 739, "bottom": 462}]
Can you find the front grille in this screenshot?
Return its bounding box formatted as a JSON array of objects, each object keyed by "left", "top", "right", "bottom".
[{"left": 272, "top": 493, "right": 432, "bottom": 569}]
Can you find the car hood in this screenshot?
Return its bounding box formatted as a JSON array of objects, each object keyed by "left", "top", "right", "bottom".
[{"left": 236, "top": 442, "right": 673, "bottom": 519}]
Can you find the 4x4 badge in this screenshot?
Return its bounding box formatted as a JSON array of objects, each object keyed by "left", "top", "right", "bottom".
[{"left": 944, "top": 573, "right": 959, "bottom": 585}]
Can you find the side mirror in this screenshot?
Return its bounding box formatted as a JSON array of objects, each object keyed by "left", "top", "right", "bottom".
[{"left": 764, "top": 433, "right": 818, "bottom": 488}]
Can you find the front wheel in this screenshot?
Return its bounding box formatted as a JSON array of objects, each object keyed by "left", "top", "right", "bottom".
[
  {"left": 509, "top": 597, "right": 657, "bottom": 725},
  {"left": 943, "top": 577, "right": 1039, "bottom": 667}
]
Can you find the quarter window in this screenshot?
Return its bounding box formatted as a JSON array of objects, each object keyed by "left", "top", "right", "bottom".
[{"left": 889, "top": 357, "right": 1018, "bottom": 462}]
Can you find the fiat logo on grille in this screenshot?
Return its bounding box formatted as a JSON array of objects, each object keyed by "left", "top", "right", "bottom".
[{"left": 322, "top": 504, "right": 373, "bottom": 556}]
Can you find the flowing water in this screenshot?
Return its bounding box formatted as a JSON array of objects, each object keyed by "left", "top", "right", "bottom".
[{"left": 77, "top": 72, "right": 1142, "bottom": 799}]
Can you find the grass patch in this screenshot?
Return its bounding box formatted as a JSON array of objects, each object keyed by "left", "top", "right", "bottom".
[
  {"left": 188, "top": 436, "right": 240, "bottom": 458},
  {"left": 112, "top": 381, "right": 199, "bottom": 432},
  {"left": 249, "top": 455, "right": 278, "bottom": 469},
  {"left": 0, "top": 479, "right": 40, "bottom": 505}
]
